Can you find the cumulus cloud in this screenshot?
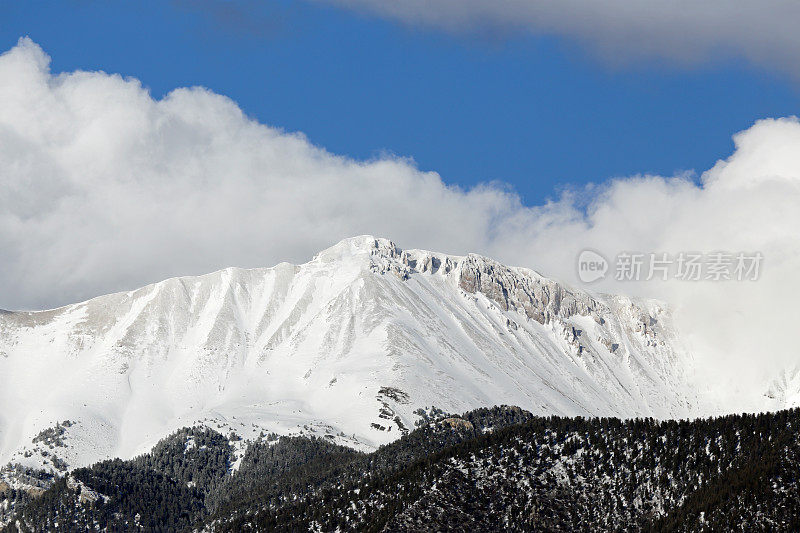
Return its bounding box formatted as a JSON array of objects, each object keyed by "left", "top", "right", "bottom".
[
  {"left": 1, "top": 38, "right": 798, "bottom": 410},
  {"left": 491, "top": 120, "right": 800, "bottom": 411},
  {"left": 320, "top": 0, "right": 800, "bottom": 78},
  {"left": 0, "top": 38, "right": 519, "bottom": 310}
]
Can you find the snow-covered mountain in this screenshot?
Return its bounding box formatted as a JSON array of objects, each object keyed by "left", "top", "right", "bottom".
[{"left": 1, "top": 236, "right": 703, "bottom": 472}]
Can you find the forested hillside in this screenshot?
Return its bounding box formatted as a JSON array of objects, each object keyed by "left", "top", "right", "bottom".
[{"left": 3, "top": 406, "right": 799, "bottom": 532}]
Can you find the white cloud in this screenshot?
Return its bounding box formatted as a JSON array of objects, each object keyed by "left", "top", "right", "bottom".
[
  {"left": 320, "top": 0, "right": 800, "bottom": 77},
  {"left": 0, "top": 38, "right": 519, "bottom": 310},
  {"left": 1, "top": 38, "right": 798, "bottom": 410},
  {"left": 488, "top": 118, "right": 800, "bottom": 411}
]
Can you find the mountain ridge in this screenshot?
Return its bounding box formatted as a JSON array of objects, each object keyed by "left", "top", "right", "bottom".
[{"left": 2, "top": 236, "right": 701, "bottom": 473}]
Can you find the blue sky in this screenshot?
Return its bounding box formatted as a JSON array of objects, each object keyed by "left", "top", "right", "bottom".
[{"left": 2, "top": 0, "right": 798, "bottom": 205}]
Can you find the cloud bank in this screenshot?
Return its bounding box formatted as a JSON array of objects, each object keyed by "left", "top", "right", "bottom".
[
  {"left": 1, "top": 39, "right": 798, "bottom": 410},
  {"left": 320, "top": 0, "right": 800, "bottom": 78}
]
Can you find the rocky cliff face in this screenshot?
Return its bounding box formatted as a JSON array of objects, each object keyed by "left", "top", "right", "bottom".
[{"left": 0, "top": 236, "right": 701, "bottom": 474}]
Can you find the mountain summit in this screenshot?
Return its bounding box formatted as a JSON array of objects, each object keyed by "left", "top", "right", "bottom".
[{"left": 1, "top": 236, "right": 700, "bottom": 472}]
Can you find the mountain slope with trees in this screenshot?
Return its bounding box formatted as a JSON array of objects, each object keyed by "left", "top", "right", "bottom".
[{"left": 3, "top": 406, "right": 799, "bottom": 531}]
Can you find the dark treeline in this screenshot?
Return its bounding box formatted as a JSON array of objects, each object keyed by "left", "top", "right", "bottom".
[{"left": 3, "top": 407, "right": 800, "bottom": 531}]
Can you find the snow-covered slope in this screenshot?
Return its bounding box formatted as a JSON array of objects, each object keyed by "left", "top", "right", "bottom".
[{"left": 1, "top": 236, "right": 701, "bottom": 472}]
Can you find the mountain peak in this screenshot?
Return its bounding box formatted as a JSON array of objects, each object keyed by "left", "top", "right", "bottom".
[
  {"left": 313, "top": 235, "right": 400, "bottom": 262},
  {"left": 0, "top": 237, "right": 709, "bottom": 474}
]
